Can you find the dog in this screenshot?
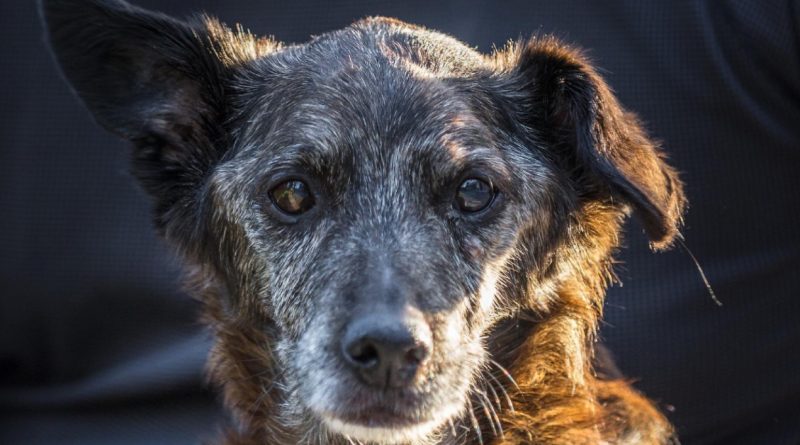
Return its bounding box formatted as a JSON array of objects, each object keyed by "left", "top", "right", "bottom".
[{"left": 42, "top": 1, "right": 685, "bottom": 443}]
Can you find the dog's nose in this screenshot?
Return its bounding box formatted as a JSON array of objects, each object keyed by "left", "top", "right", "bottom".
[{"left": 341, "top": 312, "right": 431, "bottom": 388}]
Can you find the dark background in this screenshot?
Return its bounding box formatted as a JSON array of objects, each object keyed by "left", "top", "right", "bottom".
[{"left": 2, "top": 1, "right": 799, "bottom": 444}]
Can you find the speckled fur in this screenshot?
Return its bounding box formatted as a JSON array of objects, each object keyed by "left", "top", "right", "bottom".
[{"left": 43, "top": 1, "right": 684, "bottom": 444}]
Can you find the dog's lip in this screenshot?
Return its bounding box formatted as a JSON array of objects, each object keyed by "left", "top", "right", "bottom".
[
  {"left": 320, "top": 391, "right": 433, "bottom": 428},
  {"left": 330, "top": 406, "right": 425, "bottom": 428},
  {"left": 313, "top": 384, "right": 467, "bottom": 441},
  {"left": 321, "top": 405, "right": 450, "bottom": 445}
]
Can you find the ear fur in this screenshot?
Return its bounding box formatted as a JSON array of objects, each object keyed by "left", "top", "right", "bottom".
[
  {"left": 501, "top": 36, "right": 686, "bottom": 250},
  {"left": 41, "top": 0, "right": 224, "bottom": 140},
  {"left": 41, "top": 0, "right": 278, "bottom": 240}
]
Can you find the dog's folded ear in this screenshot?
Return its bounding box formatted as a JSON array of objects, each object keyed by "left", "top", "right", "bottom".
[{"left": 503, "top": 37, "right": 686, "bottom": 250}]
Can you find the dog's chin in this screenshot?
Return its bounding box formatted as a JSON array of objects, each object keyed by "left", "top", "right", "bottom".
[
  {"left": 316, "top": 399, "right": 464, "bottom": 444},
  {"left": 322, "top": 414, "right": 445, "bottom": 444}
]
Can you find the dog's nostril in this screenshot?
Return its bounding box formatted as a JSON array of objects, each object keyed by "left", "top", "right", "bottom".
[
  {"left": 346, "top": 340, "right": 380, "bottom": 368},
  {"left": 404, "top": 344, "right": 428, "bottom": 365},
  {"left": 341, "top": 315, "right": 432, "bottom": 388}
]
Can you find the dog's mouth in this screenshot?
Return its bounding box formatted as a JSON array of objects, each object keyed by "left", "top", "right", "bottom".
[
  {"left": 315, "top": 388, "right": 464, "bottom": 443},
  {"left": 322, "top": 414, "right": 444, "bottom": 444},
  {"left": 325, "top": 405, "right": 424, "bottom": 429},
  {"left": 320, "top": 404, "right": 461, "bottom": 444},
  {"left": 296, "top": 308, "right": 479, "bottom": 443}
]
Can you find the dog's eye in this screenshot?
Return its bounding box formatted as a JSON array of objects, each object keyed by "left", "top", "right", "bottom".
[
  {"left": 270, "top": 180, "right": 315, "bottom": 215},
  {"left": 455, "top": 178, "right": 494, "bottom": 213}
]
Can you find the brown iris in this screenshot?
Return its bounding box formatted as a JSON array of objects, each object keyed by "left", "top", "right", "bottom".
[
  {"left": 269, "top": 180, "right": 314, "bottom": 215},
  {"left": 455, "top": 178, "right": 494, "bottom": 213}
]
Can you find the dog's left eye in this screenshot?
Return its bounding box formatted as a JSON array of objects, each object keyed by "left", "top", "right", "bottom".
[
  {"left": 270, "top": 180, "right": 315, "bottom": 215},
  {"left": 455, "top": 178, "right": 494, "bottom": 213}
]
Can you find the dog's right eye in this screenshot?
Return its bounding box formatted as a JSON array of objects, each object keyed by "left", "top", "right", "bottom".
[
  {"left": 269, "top": 180, "right": 315, "bottom": 215},
  {"left": 455, "top": 178, "right": 495, "bottom": 213}
]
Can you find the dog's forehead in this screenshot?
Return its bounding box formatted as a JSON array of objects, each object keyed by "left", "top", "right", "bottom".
[
  {"left": 239, "top": 20, "right": 502, "bottom": 175},
  {"left": 312, "top": 17, "right": 487, "bottom": 77}
]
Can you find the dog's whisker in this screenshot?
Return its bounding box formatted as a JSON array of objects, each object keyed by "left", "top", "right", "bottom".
[
  {"left": 244, "top": 366, "right": 282, "bottom": 383},
  {"left": 677, "top": 234, "right": 722, "bottom": 306},
  {"left": 484, "top": 383, "right": 506, "bottom": 438},
  {"left": 485, "top": 368, "right": 516, "bottom": 413},
  {"left": 243, "top": 386, "right": 272, "bottom": 427},
  {"left": 235, "top": 356, "right": 276, "bottom": 365},
  {"left": 477, "top": 385, "right": 503, "bottom": 438},
  {"left": 448, "top": 418, "right": 458, "bottom": 440},
  {"left": 465, "top": 397, "right": 484, "bottom": 445},
  {"left": 482, "top": 375, "right": 502, "bottom": 409},
  {"left": 489, "top": 358, "right": 520, "bottom": 391},
  {"left": 475, "top": 390, "right": 497, "bottom": 437}
]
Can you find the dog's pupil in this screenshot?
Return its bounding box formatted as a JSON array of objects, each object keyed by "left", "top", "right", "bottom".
[
  {"left": 456, "top": 178, "right": 493, "bottom": 212},
  {"left": 270, "top": 180, "right": 314, "bottom": 215}
]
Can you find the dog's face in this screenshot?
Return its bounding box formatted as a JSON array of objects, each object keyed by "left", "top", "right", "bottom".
[
  {"left": 43, "top": 2, "right": 684, "bottom": 443},
  {"left": 208, "top": 29, "right": 565, "bottom": 442}
]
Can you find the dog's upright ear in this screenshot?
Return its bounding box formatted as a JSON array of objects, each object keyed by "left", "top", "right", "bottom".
[
  {"left": 41, "top": 0, "right": 222, "bottom": 140},
  {"left": 41, "top": 0, "right": 277, "bottom": 238},
  {"left": 499, "top": 37, "right": 686, "bottom": 250}
]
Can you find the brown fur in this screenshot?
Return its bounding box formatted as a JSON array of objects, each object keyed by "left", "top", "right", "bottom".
[
  {"left": 491, "top": 203, "right": 675, "bottom": 444},
  {"left": 194, "top": 201, "right": 676, "bottom": 445},
  {"left": 188, "top": 33, "right": 680, "bottom": 445},
  {"left": 42, "top": 2, "right": 684, "bottom": 442}
]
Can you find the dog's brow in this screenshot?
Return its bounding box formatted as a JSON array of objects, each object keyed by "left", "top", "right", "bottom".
[
  {"left": 441, "top": 116, "right": 480, "bottom": 163},
  {"left": 263, "top": 142, "right": 336, "bottom": 173},
  {"left": 443, "top": 145, "right": 512, "bottom": 188},
  {"left": 436, "top": 115, "right": 511, "bottom": 177},
  {"left": 239, "top": 106, "right": 346, "bottom": 172}
]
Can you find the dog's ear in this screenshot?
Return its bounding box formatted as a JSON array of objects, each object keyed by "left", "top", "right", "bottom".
[
  {"left": 500, "top": 37, "right": 686, "bottom": 250},
  {"left": 41, "top": 0, "right": 228, "bottom": 141},
  {"left": 41, "top": 0, "right": 277, "bottom": 237}
]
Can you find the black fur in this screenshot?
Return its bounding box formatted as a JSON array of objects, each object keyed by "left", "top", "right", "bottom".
[{"left": 42, "top": 2, "right": 683, "bottom": 443}]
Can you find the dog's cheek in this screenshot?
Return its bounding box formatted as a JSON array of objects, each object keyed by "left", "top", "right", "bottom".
[
  {"left": 460, "top": 213, "right": 524, "bottom": 320},
  {"left": 429, "top": 303, "right": 486, "bottom": 407},
  {"left": 262, "top": 220, "right": 337, "bottom": 338},
  {"left": 288, "top": 310, "right": 345, "bottom": 413},
  {"left": 463, "top": 235, "right": 485, "bottom": 260},
  {"left": 267, "top": 238, "right": 358, "bottom": 411}
]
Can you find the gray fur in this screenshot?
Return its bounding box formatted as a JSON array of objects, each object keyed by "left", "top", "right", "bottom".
[{"left": 42, "top": 2, "right": 684, "bottom": 443}]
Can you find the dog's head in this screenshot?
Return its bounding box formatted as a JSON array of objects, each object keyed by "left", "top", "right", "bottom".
[{"left": 43, "top": 1, "right": 684, "bottom": 443}]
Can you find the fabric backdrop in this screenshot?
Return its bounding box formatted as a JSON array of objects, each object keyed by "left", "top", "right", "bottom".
[{"left": 1, "top": 1, "right": 799, "bottom": 444}]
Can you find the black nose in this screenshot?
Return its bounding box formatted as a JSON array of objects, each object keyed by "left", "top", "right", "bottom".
[{"left": 341, "top": 313, "right": 431, "bottom": 389}]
